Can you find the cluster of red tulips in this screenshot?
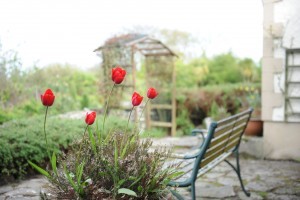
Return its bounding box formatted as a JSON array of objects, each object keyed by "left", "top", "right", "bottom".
[
  {"left": 40, "top": 65, "right": 158, "bottom": 134},
  {"left": 36, "top": 65, "right": 161, "bottom": 198}
]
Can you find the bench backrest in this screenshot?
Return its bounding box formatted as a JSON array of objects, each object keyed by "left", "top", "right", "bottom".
[{"left": 195, "top": 108, "right": 253, "bottom": 172}]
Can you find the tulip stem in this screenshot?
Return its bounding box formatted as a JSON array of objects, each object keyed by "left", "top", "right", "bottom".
[
  {"left": 127, "top": 106, "right": 134, "bottom": 131},
  {"left": 103, "top": 83, "right": 115, "bottom": 132},
  {"left": 44, "top": 106, "right": 50, "bottom": 159},
  {"left": 134, "top": 98, "right": 150, "bottom": 132},
  {"left": 139, "top": 98, "right": 150, "bottom": 123},
  {"left": 76, "top": 125, "right": 89, "bottom": 166}
]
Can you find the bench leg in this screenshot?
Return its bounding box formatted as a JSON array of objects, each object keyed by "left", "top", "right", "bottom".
[
  {"left": 224, "top": 152, "right": 251, "bottom": 197},
  {"left": 191, "top": 182, "right": 196, "bottom": 200},
  {"left": 169, "top": 189, "right": 185, "bottom": 200}
]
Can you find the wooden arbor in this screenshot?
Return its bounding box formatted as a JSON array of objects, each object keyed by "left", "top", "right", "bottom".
[{"left": 94, "top": 34, "right": 177, "bottom": 136}]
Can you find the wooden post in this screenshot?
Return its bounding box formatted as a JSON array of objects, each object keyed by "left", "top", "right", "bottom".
[
  {"left": 131, "top": 46, "right": 138, "bottom": 123},
  {"left": 145, "top": 57, "right": 151, "bottom": 130},
  {"left": 171, "top": 57, "right": 177, "bottom": 136}
]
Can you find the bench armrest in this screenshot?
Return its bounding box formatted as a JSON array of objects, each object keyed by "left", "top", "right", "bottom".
[
  {"left": 169, "top": 149, "right": 201, "bottom": 159},
  {"left": 191, "top": 128, "right": 208, "bottom": 149},
  {"left": 191, "top": 128, "right": 207, "bottom": 137}
]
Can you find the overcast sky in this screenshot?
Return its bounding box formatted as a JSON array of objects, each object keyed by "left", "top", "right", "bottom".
[{"left": 0, "top": 0, "right": 263, "bottom": 69}]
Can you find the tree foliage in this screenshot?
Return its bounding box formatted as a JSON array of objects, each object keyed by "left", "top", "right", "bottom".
[
  {"left": 0, "top": 43, "right": 99, "bottom": 123},
  {"left": 176, "top": 52, "right": 261, "bottom": 88}
]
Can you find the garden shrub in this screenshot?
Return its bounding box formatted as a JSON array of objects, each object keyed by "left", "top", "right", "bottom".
[
  {"left": 48, "top": 131, "right": 178, "bottom": 199},
  {"left": 176, "top": 109, "right": 194, "bottom": 136},
  {"left": 0, "top": 116, "right": 84, "bottom": 183},
  {"left": 176, "top": 83, "right": 261, "bottom": 128},
  {"left": 0, "top": 113, "right": 135, "bottom": 184}
]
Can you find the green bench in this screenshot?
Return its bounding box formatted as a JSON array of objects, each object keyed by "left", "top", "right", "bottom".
[{"left": 168, "top": 108, "right": 253, "bottom": 200}]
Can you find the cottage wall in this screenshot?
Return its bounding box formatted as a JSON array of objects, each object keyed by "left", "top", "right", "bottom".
[{"left": 262, "top": 0, "right": 300, "bottom": 160}]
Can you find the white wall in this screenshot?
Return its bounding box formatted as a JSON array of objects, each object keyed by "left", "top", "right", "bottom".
[
  {"left": 272, "top": 0, "right": 300, "bottom": 122},
  {"left": 263, "top": 0, "right": 300, "bottom": 160}
]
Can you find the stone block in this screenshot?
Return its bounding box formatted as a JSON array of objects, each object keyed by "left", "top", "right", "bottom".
[
  {"left": 240, "top": 136, "right": 264, "bottom": 159},
  {"left": 271, "top": 23, "right": 284, "bottom": 38},
  {"left": 262, "top": 91, "right": 283, "bottom": 107},
  {"left": 263, "top": 2, "right": 274, "bottom": 23},
  {"left": 262, "top": 71, "right": 274, "bottom": 92},
  {"left": 264, "top": 121, "right": 300, "bottom": 160},
  {"left": 263, "top": 37, "right": 274, "bottom": 57},
  {"left": 195, "top": 185, "right": 235, "bottom": 199},
  {"left": 262, "top": 58, "right": 284, "bottom": 73},
  {"left": 262, "top": 91, "right": 283, "bottom": 121},
  {"left": 263, "top": 23, "right": 272, "bottom": 38}
]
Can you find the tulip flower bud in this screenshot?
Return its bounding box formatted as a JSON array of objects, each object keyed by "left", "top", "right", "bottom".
[
  {"left": 85, "top": 111, "right": 97, "bottom": 125},
  {"left": 41, "top": 89, "right": 55, "bottom": 106},
  {"left": 112, "top": 66, "right": 126, "bottom": 84},
  {"left": 147, "top": 87, "right": 158, "bottom": 99},
  {"left": 132, "top": 92, "right": 143, "bottom": 106}
]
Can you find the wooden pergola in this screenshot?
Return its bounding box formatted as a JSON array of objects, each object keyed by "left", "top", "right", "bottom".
[{"left": 94, "top": 34, "right": 177, "bottom": 136}]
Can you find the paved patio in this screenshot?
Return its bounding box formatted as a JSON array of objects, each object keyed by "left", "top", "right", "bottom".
[{"left": 1, "top": 136, "right": 300, "bottom": 200}]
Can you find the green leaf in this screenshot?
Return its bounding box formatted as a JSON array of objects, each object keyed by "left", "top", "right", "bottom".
[
  {"left": 76, "top": 161, "right": 85, "bottom": 185},
  {"left": 138, "top": 186, "right": 143, "bottom": 192},
  {"left": 28, "top": 161, "right": 50, "bottom": 178},
  {"left": 51, "top": 152, "right": 57, "bottom": 175},
  {"left": 64, "top": 163, "right": 78, "bottom": 191},
  {"left": 129, "top": 168, "right": 145, "bottom": 188},
  {"left": 117, "top": 188, "right": 137, "bottom": 197},
  {"left": 120, "top": 140, "right": 129, "bottom": 159},
  {"left": 117, "top": 179, "right": 126, "bottom": 188},
  {"left": 114, "top": 140, "right": 118, "bottom": 169},
  {"left": 98, "top": 171, "right": 109, "bottom": 177},
  {"left": 168, "top": 171, "right": 185, "bottom": 179}
]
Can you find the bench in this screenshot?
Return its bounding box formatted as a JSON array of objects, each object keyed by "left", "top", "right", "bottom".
[{"left": 167, "top": 108, "right": 253, "bottom": 200}]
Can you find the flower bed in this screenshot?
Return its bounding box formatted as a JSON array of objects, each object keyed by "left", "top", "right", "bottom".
[{"left": 29, "top": 66, "right": 179, "bottom": 199}]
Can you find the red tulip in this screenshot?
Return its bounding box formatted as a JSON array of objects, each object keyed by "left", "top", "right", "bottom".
[
  {"left": 112, "top": 66, "right": 126, "bottom": 84},
  {"left": 147, "top": 87, "right": 158, "bottom": 99},
  {"left": 85, "top": 111, "right": 97, "bottom": 125},
  {"left": 41, "top": 89, "right": 55, "bottom": 106},
  {"left": 132, "top": 92, "right": 143, "bottom": 106}
]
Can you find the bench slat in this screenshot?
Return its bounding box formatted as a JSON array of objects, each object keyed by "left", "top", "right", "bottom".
[
  {"left": 200, "top": 137, "right": 239, "bottom": 168},
  {"left": 214, "top": 116, "right": 248, "bottom": 138},
  {"left": 204, "top": 130, "right": 242, "bottom": 158},
  {"left": 209, "top": 123, "right": 246, "bottom": 148},
  {"left": 217, "top": 109, "right": 251, "bottom": 127},
  {"left": 197, "top": 152, "right": 232, "bottom": 177}
]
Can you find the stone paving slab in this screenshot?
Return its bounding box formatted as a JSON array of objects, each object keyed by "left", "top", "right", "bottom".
[{"left": 1, "top": 137, "right": 300, "bottom": 199}]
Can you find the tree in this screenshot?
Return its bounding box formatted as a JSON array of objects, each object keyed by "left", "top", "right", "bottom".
[
  {"left": 204, "top": 52, "right": 243, "bottom": 84},
  {"left": 0, "top": 41, "right": 23, "bottom": 108},
  {"left": 239, "top": 58, "right": 256, "bottom": 82}
]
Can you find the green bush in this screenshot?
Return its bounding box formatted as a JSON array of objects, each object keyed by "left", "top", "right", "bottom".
[
  {"left": 0, "top": 116, "right": 84, "bottom": 181},
  {"left": 140, "top": 128, "right": 168, "bottom": 138},
  {"left": 0, "top": 112, "right": 137, "bottom": 182},
  {"left": 175, "top": 83, "right": 261, "bottom": 127},
  {"left": 176, "top": 109, "right": 194, "bottom": 136}
]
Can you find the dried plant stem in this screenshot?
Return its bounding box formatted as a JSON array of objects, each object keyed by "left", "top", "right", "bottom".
[{"left": 102, "top": 83, "right": 115, "bottom": 132}]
